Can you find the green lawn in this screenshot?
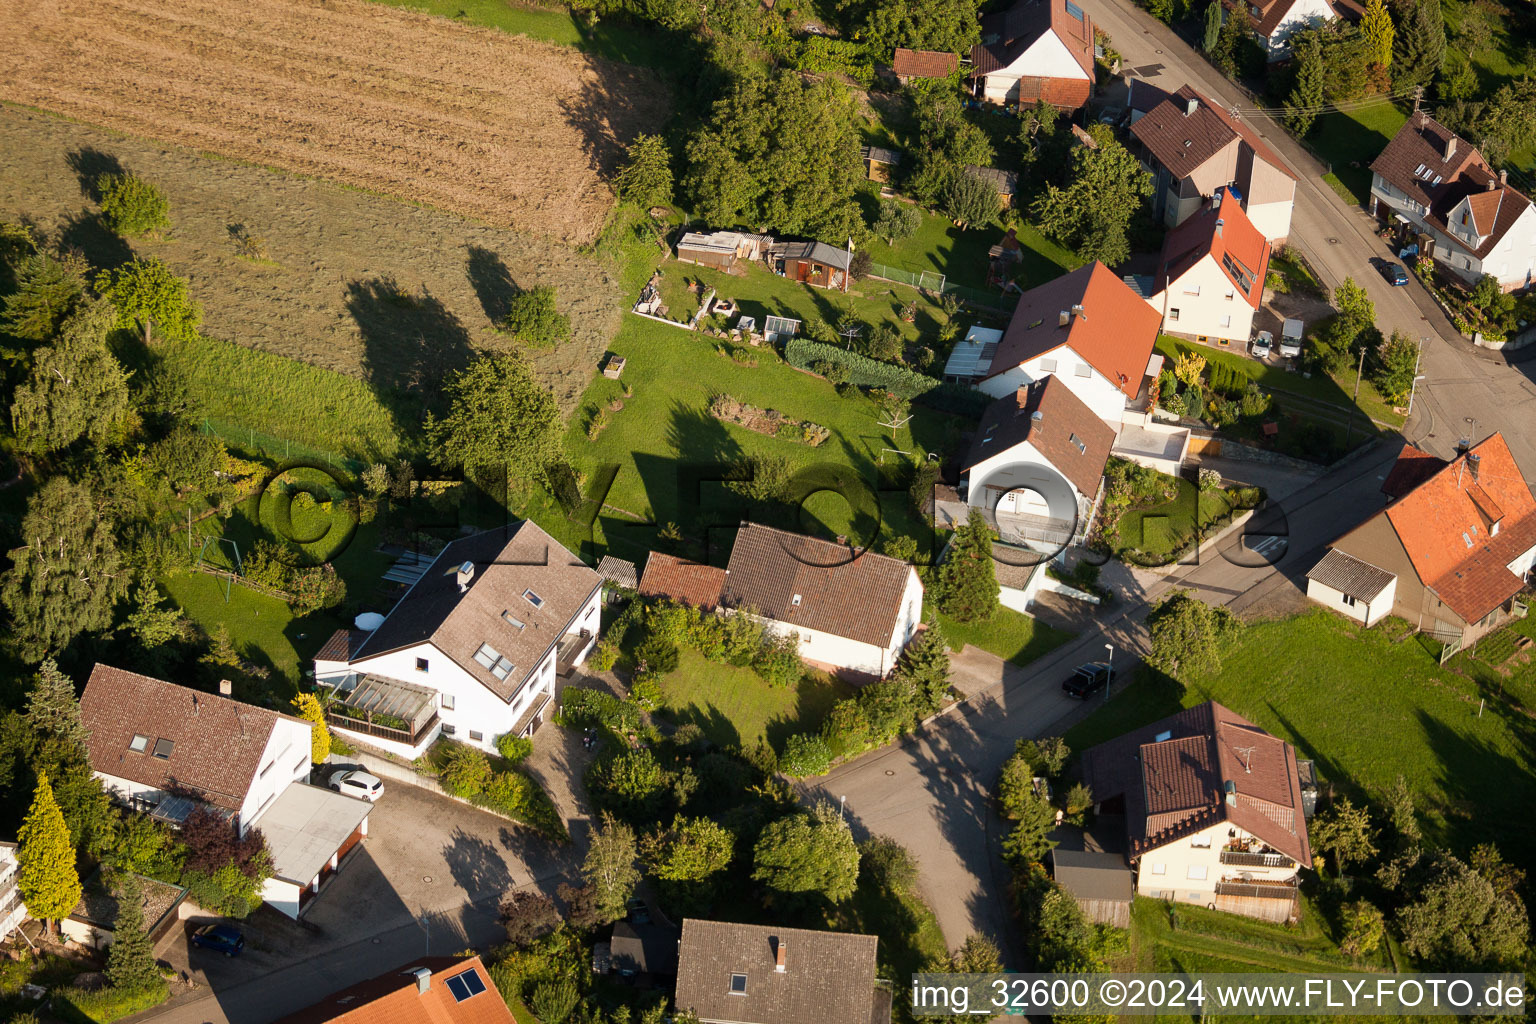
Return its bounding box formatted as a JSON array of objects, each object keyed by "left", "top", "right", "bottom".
[
  {"left": 1306, "top": 100, "right": 1409, "bottom": 209},
  {"left": 1064, "top": 610, "right": 1536, "bottom": 876},
  {"left": 1111, "top": 476, "right": 1247, "bottom": 566},
  {"left": 570, "top": 302, "right": 970, "bottom": 565},
  {"left": 1266, "top": 248, "right": 1325, "bottom": 299},
  {"left": 657, "top": 648, "right": 854, "bottom": 749},
  {"left": 929, "top": 604, "right": 1074, "bottom": 668},
  {"left": 861, "top": 206, "right": 1076, "bottom": 294}
]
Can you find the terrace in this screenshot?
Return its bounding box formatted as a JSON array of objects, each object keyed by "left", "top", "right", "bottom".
[{"left": 321, "top": 673, "right": 439, "bottom": 748}]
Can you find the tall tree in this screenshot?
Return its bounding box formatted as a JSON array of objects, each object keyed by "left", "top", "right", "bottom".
[
  {"left": 582, "top": 812, "right": 640, "bottom": 923},
  {"left": 615, "top": 134, "right": 674, "bottom": 210},
  {"left": 1392, "top": 0, "right": 1444, "bottom": 89},
  {"left": 1031, "top": 125, "right": 1153, "bottom": 267},
  {"left": 1, "top": 252, "right": 85, "bottom": 348},
  {"left": 498, "top": 286, "right": 570, "bottom": 348},
  {"left": 10, "top": 298, "right": 132, "bottom": 455},
  {"left": 17, "top": 772, "right": 82, "bottom": 937},
  {"left": 942, "top": 171, "right": 999, "bottom": 227},
  {"left": 840, "top": 0, "right": 982, "bottom": 54},
  {"left": 934, "top": 509, "right": 998, "bottom": 623},
  {"left": 903, "top": 89, "right": 995, "bottom": 206},
  {"left": 893, "top": 617, "right": 951, "bottom": 712},
  {"left": 1371, "top": 331, "right": 1419, "bottom": 403},
  {"left": 290, "top": 694, "right": 332, "bottom": 765},
  {"left": 1284, "top": 32, "right": 1327, "bottom": 136},
  {"left": 641, "top": 815, "right": 734, "bottom": 881},
  {"left": 425, "top": 353, "right": 563, "bottom": 477},
  {"left": 2, "top": 476, "right": 127, "bottom": 661},
  {"left": 95, "top": 257, "right": 202, "bottom": 344},
  {"left": 105, "top": 874, "right": 161, "bottom": 991},
  {"left": 1203, "top": 0, "right": 1223, "bottom": 52},
  {"left": 25, "top": 659, "right": 89, "bottom": 750},
  {"left": 1001, "top": 790, "right": 1058, "bottom": 867},
  {"left": 1146, "top": 590, "right": 1241, "bottom": 676},
  {"left": 1310, "top": 796, "right": 1377, "bottom": 876},
  {"left": 1398, "top": 853, "right": 1529, "bottom": 969},
  {"left": 751, "top": 802, "right": 860, "bottom": 903},
  {"left": 1361, "top": 0, "right": 1394, "bottom": 68}
]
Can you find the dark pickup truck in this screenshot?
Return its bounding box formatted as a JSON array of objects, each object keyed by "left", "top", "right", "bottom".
[{"left": 1062, "top": 663, "right": 1112, "bottom": 699}]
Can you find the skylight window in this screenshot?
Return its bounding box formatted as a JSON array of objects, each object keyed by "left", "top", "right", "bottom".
[
  {"left": 152, "top": 738, "right": 175, "bottom": 760},
  {"left": 445, "top": 969, "right": 487, "bottom": 1002},
  {"left": 502, "top": 610, "right": 525, "bottom": 629},
  {"left": 1069, "top": 433, "right": 1086, "bottom": 455},
  {"left": 1414, "top": 163, "right": 1426, "bottom": 176},
  {"left": 474, "top": 642, "right": 516, "bottom": 680},
  {"left": 1462, "top": 532, "right": 1473, "bottom": 548},
  {"left": 129, "top": 734, "right": 149, "bottom": 753},
  {"left": 729, "top": 973, "right": 748, "bottom": 994},
  {"left": 523, "top": 589, "right": 544, "bottom": 609}
]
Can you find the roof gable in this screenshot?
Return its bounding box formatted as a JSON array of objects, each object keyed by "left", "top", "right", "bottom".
[
  {"left": 721, "top": 524, "right": 915, "bottom": 648},
  {"left": 986, "top": 262, "right": 1162, "bottom": 396},
  {"left": 1133, "top": 86, "right": 1294, "bottom": 187},
  {"left": 81, "top": 665, "right": 294, "bottom": 812},
  {"left": 349, "top": 523, "right": 601, "bottom": 702},
  {"left": 970, "top": 0, "right": 1094, "bottom": 79},
  {"left": 965, "top": 376, "right": 1116, "bottom": 499},
  {"left": 1156, "top": 190, "right": 1270, "bottom": 308}
]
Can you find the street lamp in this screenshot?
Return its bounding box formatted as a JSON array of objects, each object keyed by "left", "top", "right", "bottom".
[
  {"left": 1406, "top": 336, "right": 1427, "bottom": 415},
  {"left": 839, "top": 795, "right": 847, "bottom": 819},
  {"left": 1104, "top": 643, "right": 1114, "bottom": 702}
]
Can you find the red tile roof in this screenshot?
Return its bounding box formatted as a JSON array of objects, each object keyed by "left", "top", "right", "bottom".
[
  {"left": 969, "top": 0, "right": 1094, "bottom": 79},
  {"left": 80, "top": 665, "right": 301, "bottom": 813},
  {"left": 638, "top": 552, "right": 727, "bottom": 609},
  {"left": 986, "top": 261, "right": 1163, "bottom": 398},
  {"left": 721, "top": 524, "right": 916, "bottom": 648},
  {"left": 1080, "top": 701, "right": 1311, "bottom": 865},
  {"left": 1382, "top": 434, "right": 1536, "bottom": 622},
  {"left": 892, "top": 48, "right": 958, "bottom": 78},
  {"left": 1381, "top": 444, "right": 1447, "bottom": 500},
  {"left": 965, "top": 376, "right": 1116, "bottom": 499},
  {"left": 273, "top": 956, "right": 512, "bottom": 1024},
  {"left": 1155, "top": 189, "right": 1270, "bottom": 309}
]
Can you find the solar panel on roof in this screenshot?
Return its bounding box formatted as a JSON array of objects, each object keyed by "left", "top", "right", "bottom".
[{"left": 446, "top": 969, "right": 487, "bottom": 1002}]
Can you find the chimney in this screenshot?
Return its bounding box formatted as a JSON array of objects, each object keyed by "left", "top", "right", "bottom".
[
  {"left": 774, "top": 938, "right": 787, "bottom": 973},
  {"left": 1030, "top": 410, "right": 1045, "bottom": 423},
  {"left": 456, "top": 560, "right": 475, "bottom": 592},
  {"left": 1467, "top": 452, "right": 1481, "bottom": 480},
  {"left": 1445, "top": 136, "right": 1457, "bottom": 160},
  {"left": 219, "top": 679, "right": 233, "bottom": 697},
  {"left": 1058, "top": 309, "right": 1070, "bottom": 326},
  {"left": 1486, "top": 177, "right": 1497, "bottom": 192},
  {"left": 1224, "top": 780, "right": 1237, "bottom": 806},
  {"left": 1455, "top": 437, "right": 1472, "bottom": 457},
  {"left": 1184, "top": 96, "right": 1198, "bottom": 116},
  {"left": 1070, "top": 303, "right": 1086, "bottom": 321},
  {"left": 1210, "top": 193, "right": 1220, "bottom": 210},
  {"left": 1500, "top": 169, "right": 1509, "bottom": 186},
  {"left": 1215, "top": 218, "right": 1224, "bottom": 237},
  {"left": 411, "top": 967, "right": 432, "bottom": 994}
]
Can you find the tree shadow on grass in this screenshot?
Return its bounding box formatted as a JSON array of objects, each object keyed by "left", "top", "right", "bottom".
[
  {"left": 465, "top": 245, "right": 520, "bottom": 325},
  {"left": 348, "top": 277, "right": 477, "bottom": 440},
  {"left": 57, "top": 208, "right": 132, "bottom": 272},
  {"left": 64, "top": 146, "right": 123, "bottom": 201}
]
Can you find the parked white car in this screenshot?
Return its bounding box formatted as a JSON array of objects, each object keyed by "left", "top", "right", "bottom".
[
  {"left": 1250, "top": 331, "right": 1272, "bottom": 359},
  {"left": 328, "top": 769, "right": 384, "bottom": 802}
]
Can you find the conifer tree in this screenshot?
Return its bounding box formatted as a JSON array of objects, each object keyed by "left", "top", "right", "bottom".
[
  {"left": 1361, "top": 0, "right": 1394, "bottom": 68},
  {"left": 935, "top": 510, "right": 999, "bottom": 623},
  {"left": 105, "top": 874, "right": 161, "bottom": 990},
  {"left": 1392, "top": 0, "right": 1444, "bottom": 89},
  {"left": 17, "top": 772, "right": 82, "bottom": 936},
  {"left": 26, "top": 658, "right": 89, "bottom": 749}
]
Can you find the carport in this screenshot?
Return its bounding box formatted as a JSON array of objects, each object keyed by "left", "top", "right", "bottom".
[{"left": 250, "top": 783, "right": 372, "bottom": 919}]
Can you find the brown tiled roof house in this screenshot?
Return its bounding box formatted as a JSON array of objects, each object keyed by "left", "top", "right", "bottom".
[
  {"left": 964, "top": 376, "right": 1116, "bottom": 501},
  {"left": 968, "top": 0, "right": 1095, "bottom": 111},
  {"left": 673, "top": 920, "right": 891, "bottom": 1024}
]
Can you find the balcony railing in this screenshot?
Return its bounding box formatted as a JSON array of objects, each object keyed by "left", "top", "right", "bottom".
[
  {"left": 1215, "top": 879, "right": 1298, "bottom": 900},
  {"left": 1220, "top": 850, "right": 1294, "bottom": 869},
  {"left": 327, "top": 709, "right": 440, "bottom": 748}
]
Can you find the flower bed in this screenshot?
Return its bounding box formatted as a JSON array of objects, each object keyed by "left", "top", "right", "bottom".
[{"left": 708, "top": 393, "right": 830, "bottom": 446}]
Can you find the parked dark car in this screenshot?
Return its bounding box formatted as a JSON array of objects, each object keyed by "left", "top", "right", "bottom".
[
  {"left": 1381, "top": 262, "right": 1410, "bottom": 286},
  {"left": 190, "top": 924, "right": 245, "bottom": 957},
  {"left": 1061, "top": 663, "right": 1112, "bottom": 699}
]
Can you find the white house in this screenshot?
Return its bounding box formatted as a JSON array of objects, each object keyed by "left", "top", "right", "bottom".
[
  {"left": 80, "top": 665, "right": 371, "bottom": 920},
  {"left": 1081, "top": 702, "right": 1312, "bottom": 923},
  {"left": 1225, "top": 0, "right": 1337, "bottom": 60},
  {"left": 1369, "top": 111, "right": 1536, "bottom": 291},
  {"left": 968, "top": 0, "right": 1096, "bottom": 112},
  {"left": 638, "top": 525, "right": 924, "bottom": 678},
  {"left": 0, "top": 842, "right": 23, "bottom": 943},
  {"left": 314, "top": 522, "right": 603, "bottom": 758},
  {"left": 1145, "top": 189, "right": 1270, "bottom": 344}
]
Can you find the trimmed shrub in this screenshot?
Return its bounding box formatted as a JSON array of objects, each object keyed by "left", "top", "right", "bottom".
[
  {"left": 779, "top": 733, "right": 833, "bottom": 777},
  {"left": 786, "top": 338, "right": 988, "bottom": 417},
  {"left": 438, "top": 743, "right": 493, "bottom": 797},
  {"left": 496, "top": 733, "right": 534, "bottom": 763}
]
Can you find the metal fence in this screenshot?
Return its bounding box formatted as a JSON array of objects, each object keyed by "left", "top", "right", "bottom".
[
  {"left": 200, "top": 418, "right": 369, "bottom": 475},
  {"left": 867, "top": 262, "right": 946, "bottom": 291}
]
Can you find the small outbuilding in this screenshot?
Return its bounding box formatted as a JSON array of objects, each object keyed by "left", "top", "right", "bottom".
[
  {"left": 61, "top": 869, "right": 188, "bottom": 951},
  {"left": 892, "top": 48, "right": 958, "bottom": 83},
  {"left": 610, "top": 919, "right": 681, "bottom": 983},
  {"left": 768, "top": 240, "right": 852, "bottom": 291},
  {"left": 1050, "top": 848, "right": 1133, "bottom": 928},
  {"left": 677, "top": 231, "right": 772, "bottom": 271},
  {"left": 860, "top": 145, "right": 903, "bottom": 183}
]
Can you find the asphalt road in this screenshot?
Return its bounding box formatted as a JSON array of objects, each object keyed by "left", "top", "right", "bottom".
[
  {"left": 802, "top": 441, "right": 1402, "bottom": 960},
  {"left": 1082, "top": 0, "right": 1536, "bottom": 474}
]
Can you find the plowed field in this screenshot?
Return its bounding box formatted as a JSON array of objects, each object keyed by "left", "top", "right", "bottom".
[{"left": 3, "top": 0, "right": 668, "bottom": 244}]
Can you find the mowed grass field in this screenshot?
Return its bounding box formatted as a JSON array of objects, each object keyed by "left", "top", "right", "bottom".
[
  {"left": 657, "top": 649, "right": 855, "bottom": 749},
  {"left": 1065, "top": 610, "right": 1536, "bottom": 875},
  {"left": 3, "top": 0, "right": 668, "bottom": 244}
]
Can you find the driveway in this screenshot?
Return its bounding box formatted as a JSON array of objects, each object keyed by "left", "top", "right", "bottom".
[
  {"left": 799, "top": 442, "right": 1401, "bottom": 961},
  {"left": 1081, "top": 0, "right": 1536, "bottom": 475},
  {"left": 147, "top": 774, "right": 582, "bottom": 1023}
]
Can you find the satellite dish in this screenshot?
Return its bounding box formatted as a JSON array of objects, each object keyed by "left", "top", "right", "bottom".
[{"left": 353, "top": 612, "right": 385, "bottom": 632}]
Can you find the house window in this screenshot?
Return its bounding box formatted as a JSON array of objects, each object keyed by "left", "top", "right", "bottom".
[
  {"left": 1187, "top": 864, "right": 1209, "bottom": 880},
  {"left": 1069, "top": 433, "right": 1086, "bottom": 455},
  {"left": 446, "top": 969, "right": 487, "bottom": 1002},
  {"left": 1183, "top": 284, "right": 1200, "bottom": 296},
  {"left": 1342, "top": 594, "right": 1357, "bottom": 608},
  {"left": 259, "top": 761, "right": 273, "bottom": 778},
  {"left": 1225, "top": 289, "right": 1235, "bottom": 300},
  {"left": 129, "top": 734, "right": 150, "bottom": 753},
  {"left": 729, "top": 973, "right": 748, "bottom": 995},
  {"left": 1219, "top": 315, "right": 1232, "bottom": 328},
  {"left": 442, "top": 724, "right": 457, "bottom": 736},
  {"left": 1190, "top": 835, "right": 1211, "bottom": 849},
  {"left": 1150, "top": 863, "right": 1167, "bottom": 875},
  {"left": 469, "top": 730, "right": 483, "bottom": 742},
  {"left": 441, "top": 694, "right": 456, "bottom": 711},
  {"left": 1075, "top": 363, "right": 1091, "bottom": 378},
  {"left": 1169, "top": 308, "right": 1181, "bottom": 321},
  {"left": 415, "top": 657, "right": 429, "bottom": 673},
  {"left": 1039, "top": 358, "right": 1058, "bottom": 373},
  {"left": 152, "top": 738, "right": 175, "bottom": 760}
]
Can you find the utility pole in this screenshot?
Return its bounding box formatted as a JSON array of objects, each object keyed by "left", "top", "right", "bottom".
[
  {"left": 1343, "top": 345, "right": 1366, "bottom": 451},
  {"left": 1406, "top": 335, "right": 1427, "bottom": 415}
]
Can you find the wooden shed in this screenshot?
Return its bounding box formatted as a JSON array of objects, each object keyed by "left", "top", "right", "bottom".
[
  {"left": 860, "top": 145, "right": 903, "bottom": 183},
  {"left": 676, "top": 230, "right": 771, "bottom": 271},
  {"left": 769, "top": 240, "right": 852, "bottom": 291},
  {"left": 1050, "top": 848, "right": 1133, "bottom": 928},
  {"left": 967, "top": 166, "right": 1021, "bottom": 209}
]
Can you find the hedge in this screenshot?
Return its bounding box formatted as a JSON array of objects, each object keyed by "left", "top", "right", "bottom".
[
  {"left": 53, "top": 981, "right": 170, "bottom": 1024},
  {"left": 784, "top": 339, "right": 989, "bottom": 417}
]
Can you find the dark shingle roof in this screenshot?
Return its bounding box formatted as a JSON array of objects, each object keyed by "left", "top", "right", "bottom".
[
  {"left": 1306, "top": 548, "right": 1396, "bottom": 602},
  {"left": 1132, "top": 85, "right": 1293, "bottom": 187},
  {"left": 1079, "top": 701, "right": 1311, "bottom": 865},
  {"left": 772, "top": 240, "right": 852, "bottom": 272},
  {"left": 1051, "top": 849, "right": 1133, "bottom": 902},
  {"left": 721, "top": 524, "right": 915, "bottom": 648},
  {"left": 611, "top": 920, "right": 680, "bottom": 976},
  {"left": 81, "top": 665, "right": 296, "bottom": 812},
  {"left": 965, "top": 376, "right": 1115, "bottom": 500},
  {"left": 349, "top": 523, "right": 601, "bottom": 703},
  {"left": 1370, "top": 111, "right": 1492, "bottom": 216},
  {"left": 674, "top": 920, "right": 887, "bottom": 1024}
]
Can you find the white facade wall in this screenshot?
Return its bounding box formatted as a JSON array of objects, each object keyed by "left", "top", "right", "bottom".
[
  {"left": 978, "top": 345, "right": 1131, "bottom": 424},
  {"left": 0, "top": 847, "right": 22, "bottom": 941},
  {"left": 1136, "top": 820, "right": 1300, "bottom": 903},
  {"left": 1148, "top": 254, "right": 1256, "bottom": 343},
  {"left": 261, "top": 877, "right": 304, "bottom": 921},
  {"left": 1244, "top": 199, "right": 1294, "bottom": 244},
  {"left": 94, "top": 771, "right": 167, "bottom": 809},
  {"left": 999, "top": 562, "right": 1051, "bottom": 613},
  {"left": 754, "top": 568, "right": 923, "bottom": 677},
  {"left": 1506, "top": 540, "right": 1536, "bottom": 579},
  {"left": 1305, "top": 577, "right": 1395, "bottom": 627},
  {"left": 1372, "top": 175, "right": 1536, "bottom": 290},
  {"left": 236, "top": 718, "right": 313, "bottom": 836},
  {"left": 982, "top": 34, "right": 1090, "bottom": 102},
  {"left": 969, "top": 441, "right": 1088, "bottom": 515},
  {"left": 1262, "top": 0, "right": 1335, "bottom": 59}
]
